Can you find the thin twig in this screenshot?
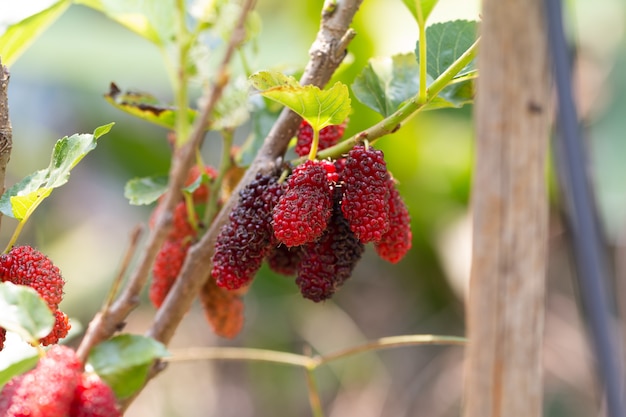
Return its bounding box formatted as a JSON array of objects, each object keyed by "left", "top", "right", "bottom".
[
  {"left": 162, "top": 334, "right": 466, "bottom": 369},
  {"left": 147, "top": 0, "right": 365, "bottom": 346}
]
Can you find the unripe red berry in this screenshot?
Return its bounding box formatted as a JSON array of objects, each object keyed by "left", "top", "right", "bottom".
[
  {"left": 273, "top": 161, "right": 333, "bottom": 247},
  {"left": 375, "top": 183, "right": 412, "bottom": 263},
  {"left": 0, "top": 345, "right": 82, "bottom": 417},
  {"left": 150, "top": 239, "right": 191, "bottom": 308},
  {"left": 340, "top": 145, "right": 391, "bottom": 243}
]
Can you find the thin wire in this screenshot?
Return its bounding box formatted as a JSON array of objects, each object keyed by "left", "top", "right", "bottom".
[{"left": 544, "top": 1, "right": 625, "bottom": 416}]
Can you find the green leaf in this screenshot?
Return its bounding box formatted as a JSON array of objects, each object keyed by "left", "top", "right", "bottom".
[
  {"left": 73, "top": 0, "right": 176, "bottom": 46},
  {"left": 0, "top": 123, "right": 114, "bottom": 220},
  {"left": 124, "top": 175, "right": 168, "bottom": 205},
  {"left": 402, "top": 0, "right": 439, "bottom": 25},
  {"left": 105, "top": 83, "right": 196, "bottom": 130},
  {"left": 0, "top": 282, "right": 54, "bottom": 344},
  {"left": 0, "top": 353, "right": 39, "bottom": 388},
  {"left": 249, "top": 71, "right": 351, "bottom": 132},
  {"left": 87, "top": 334, "right": 169, "bottom": 399},
  {"left": 0, "top": 0, "right": 71, "bottom": 67},
  {"left": 418, "top": 20, "right": 478, "bottom": 80},
  {"left": 351, "top": 54, "right": 420, "bottom": 117}
]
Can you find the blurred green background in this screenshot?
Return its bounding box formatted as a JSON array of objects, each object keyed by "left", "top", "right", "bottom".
[{"left": 1, "top": 0, "right": 625, "bottom": 416}]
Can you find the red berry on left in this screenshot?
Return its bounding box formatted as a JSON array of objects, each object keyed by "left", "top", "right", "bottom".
[
  {"left": 0, "top": 245, "right": 65, "bottom": 309},
  {"left": 150, "top": 239, "right": 191, "bottom": 308},
  {"left": 0, "top": 345, "right": 82, "bottom": 417}
]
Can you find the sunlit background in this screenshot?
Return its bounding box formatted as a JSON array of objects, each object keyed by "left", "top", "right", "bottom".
[{"left": 1, "top": 0, "right": 625, "bottom": 416}]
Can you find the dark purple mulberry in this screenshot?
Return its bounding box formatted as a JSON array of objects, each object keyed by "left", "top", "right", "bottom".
[
  {"left": 273, "top": 160, "right": 333, "bottom": 247},
  {"left": 296, "top": 189, "right": 364, "bottom": 301},
  {"left": 340, "top": 145, "right": 390, "bottom": 243},
  {"left": 212, "top": 173, "right": 285, "bottom": 290},
  {"left": 267, "top": 245, "right": 301, "bottom": 276}
]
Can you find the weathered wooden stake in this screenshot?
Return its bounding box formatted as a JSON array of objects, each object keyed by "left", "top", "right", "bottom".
[{"left": 463, "top": 0, "right": 550, "bottom": 416}]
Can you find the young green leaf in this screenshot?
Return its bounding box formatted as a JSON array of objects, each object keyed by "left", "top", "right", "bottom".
[
  {"left": 0, "top": 282, "right": 54, "bottom": 345},
  {"left": 402, "top": 0, "right": 439, "bottom": 26},
  {"left": 351, "top": 54, "right": 420, "bottom": 118},
  {"left": 87, "top": 334, "right": 169, "bottom": 399},
  {"left": 249, "top": 71, "right": 351, "bottom": 132},
  {"left": 0, "top": 0, "right": 71, "bottom": 67},
  {"left": 124, "top": 175, "right": 168, "bottom": 206},
  {"left": 0, "top": 123, "right": 114, "bottom": 220},
  {"left": 418, "top": 20, "right": 478, "bottom": 80},
  {"left": 105, "top": 83, "right": 196, "bottom": 130},
  {"left": 73, "top": 0, "right": 176, "bottom": 47}
]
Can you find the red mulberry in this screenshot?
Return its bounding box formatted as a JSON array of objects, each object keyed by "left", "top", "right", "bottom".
[
  {"left": 70, "top": 373, "right": 120, "bottom": 417},
  {"left": 273, "top": 160, "right": 333, "bottom": 247},
  {"left": 375, "top": 183, "right": 412, "bottom": 263},
  {"left": 340, "top": 145, "right": 390, "bottom": 243},
  {"left": 295, "top": 120, "right": 346, "bottom": 157},
  {"left": 40, "top": 310, "right": 71, "bottom": 346},
  {"left": 150, "top": 239, "right": 191, "bottom": 308},
  {"left": 0, "top": 246, "right": 70, "bottom": 349},
  {"left": 296, "top": 189, "right": 364, "bottom": 301},
  {"left": 0, "top": 345, "right": 82, "bottom": 417},
  {"left": 212, "top": 173, "right": 285, "bottom": 290},
  {"left": 0, "top": 245, "right": 64, "bottom": 309}
]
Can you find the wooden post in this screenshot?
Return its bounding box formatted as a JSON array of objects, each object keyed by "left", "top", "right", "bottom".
[{"left": 462, "top": 0, "right": 550, "bottom": 416}]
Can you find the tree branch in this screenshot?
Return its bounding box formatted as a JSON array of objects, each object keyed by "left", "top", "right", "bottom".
[{"left": 147, "top": 0, "right": 364, "bottom": 345}]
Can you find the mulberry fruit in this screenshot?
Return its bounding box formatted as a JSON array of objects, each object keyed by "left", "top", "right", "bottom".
[
  {"left": 212, "top": 173, "right": 285, "bottom": 290},
  {"left": 340, "top": 145, "right": 390, "bottom": 243},
  {"left": 0, "top": 345, "right": 82, "bottom": 417},
  {"left": 296, "top": 189, "right": 364, "bottom": 301},
  {"left": 150, "top": 239, "right": 191, "bottom": 308},
  {"left": 40, "top": 310, "right": 71, "bottom": 346},
  {"left": 0, "top": 245, "right": 64, "bottom": 309},
  {"left": 70, "top": 373, "right": 120, "bottom": 417},
  {"left": 199, "top": 277, "right": 245, "bottom": 339},
  {"left": 273, "top": 160, "right": 333, "bottom": 247},
  {"left": 295, "top": 120, "right": 346, "bottom": 157},
  {"left": 0, "top": 246, "right": 70, "bottom": 349},
  {"left": 375, "top": 183, "right": 412, "bottom": 263},
  {"left": 267, "top": 245, "right": 301, "bottom": 276}
]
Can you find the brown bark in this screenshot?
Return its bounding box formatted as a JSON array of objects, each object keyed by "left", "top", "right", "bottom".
[{"left": 462, "top": 0, "right": 550, "bottom": 416}]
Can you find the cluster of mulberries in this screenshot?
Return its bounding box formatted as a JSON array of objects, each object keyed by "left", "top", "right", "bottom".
[
  {"left": 0, "top": 245, "right": 71, "bottom": 350},
  {"left": 211, "top": 121, "right": 411, "bottom": 303},
  {"left": 0, "top": 345, "right": 120, "bottom": 417}
]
